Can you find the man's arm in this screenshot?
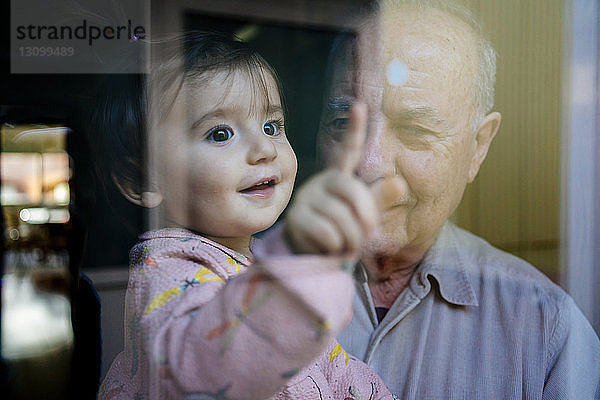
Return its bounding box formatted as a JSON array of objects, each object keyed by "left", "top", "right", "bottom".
[{"left": 543, "top": 295, "right": 600, "bottom": 399}]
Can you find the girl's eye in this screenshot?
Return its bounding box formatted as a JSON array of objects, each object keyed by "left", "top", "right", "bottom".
[
  {"left": 263, "top": 120, "right": 281, "bottom": 136},
  {"left": 207, "top": 126, "right": 234, "bottom": 142}
]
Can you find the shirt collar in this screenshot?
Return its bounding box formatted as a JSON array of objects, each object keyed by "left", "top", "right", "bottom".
[
  {"left": 354, "top": 222, "right": 478, "bottom": 307},
  {"left": 411, "top": 222, "right": 478, "bottom": 306}
]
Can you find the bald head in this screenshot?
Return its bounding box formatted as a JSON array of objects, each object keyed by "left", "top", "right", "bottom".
[
  {"left": 361, "top": 0, "right": 496, "bottom": 130},
  {"left": 397, "top": 1, "right": 494, "bottom": 123}
]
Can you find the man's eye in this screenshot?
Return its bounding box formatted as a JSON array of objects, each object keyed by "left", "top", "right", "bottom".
[
  {"left": 207, "top": 126, "right": 234, "bottom": 142},
  {"left": 396, "top": 125, "right": 430, "bottom": 136},
  {"left": 263, "top": 120, "right": 282, "bottom": 136},
  {"left": 328, "top": 117, "right": 350, "bottom": 132}
]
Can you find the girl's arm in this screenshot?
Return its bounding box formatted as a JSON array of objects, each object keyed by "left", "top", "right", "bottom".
[{"left": 126, "top": 236, "right": 353, "bottom": 400}]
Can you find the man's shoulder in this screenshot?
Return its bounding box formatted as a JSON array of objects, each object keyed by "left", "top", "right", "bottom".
[{"left": 445, "top": 222, "right": 568, "bottom": 307}]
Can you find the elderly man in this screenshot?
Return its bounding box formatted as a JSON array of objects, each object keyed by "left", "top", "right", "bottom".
[{"left": 277, "top": 0, "right": 600, "bottom": 398}]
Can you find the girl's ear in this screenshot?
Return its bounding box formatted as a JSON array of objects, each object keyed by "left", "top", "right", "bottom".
[{"left": 111, "top": 173, "right": 163, "bottom": 208}]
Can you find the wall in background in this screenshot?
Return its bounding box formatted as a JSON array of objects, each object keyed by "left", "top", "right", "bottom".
[{"left": 452, "top": 0, "right": 563, "bottom": 283}]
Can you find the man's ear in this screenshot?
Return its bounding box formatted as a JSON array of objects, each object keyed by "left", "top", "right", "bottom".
[
  {"left": 111, "top": 173, "right": 163, "bottom": 208},
  {"left": 468, "top": 111, "right": 501, "bottom": 183}
]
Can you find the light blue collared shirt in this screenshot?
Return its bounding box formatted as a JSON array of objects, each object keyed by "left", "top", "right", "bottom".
[{"left": 338, "top": 222, "right": 600, "bottom": 399}]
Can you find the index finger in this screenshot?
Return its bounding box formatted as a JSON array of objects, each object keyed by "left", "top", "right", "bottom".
[{"left": 335, "top": 102, "right": 368, "bottom": 174}]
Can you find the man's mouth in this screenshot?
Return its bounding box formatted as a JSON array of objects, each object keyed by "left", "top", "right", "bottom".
[{"left": 239, "top": 176, "right": 279, "bottom": 197}]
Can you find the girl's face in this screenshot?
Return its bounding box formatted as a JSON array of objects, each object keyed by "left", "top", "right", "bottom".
[{"left": 156, "top": 68, "right": 297, "bottom": 238}]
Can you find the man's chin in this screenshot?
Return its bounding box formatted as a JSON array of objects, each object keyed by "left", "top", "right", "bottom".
[{"left": 362, "top": 229, "right": 406, "bottom": 258}]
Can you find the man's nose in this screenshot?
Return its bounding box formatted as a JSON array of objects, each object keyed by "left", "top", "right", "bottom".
[
  {"left": 247, "top": 131, "right": 278, "bottom": 164},
  {"left": 356, "top": 119, "right": 396, "bottom": 182}
]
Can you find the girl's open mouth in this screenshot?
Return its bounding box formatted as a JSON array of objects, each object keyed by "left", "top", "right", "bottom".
[{"left": 239, "top": 176, "right": 279, "bottom": 198}]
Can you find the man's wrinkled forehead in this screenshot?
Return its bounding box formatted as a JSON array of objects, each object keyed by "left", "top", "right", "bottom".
[{"left": 330, "top": 7, "right": 478, "bottom": 111}]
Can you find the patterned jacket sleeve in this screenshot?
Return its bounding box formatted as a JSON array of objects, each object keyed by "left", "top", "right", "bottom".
[{"left": 253, "top": 225, "right": 395, "bottom": 400}]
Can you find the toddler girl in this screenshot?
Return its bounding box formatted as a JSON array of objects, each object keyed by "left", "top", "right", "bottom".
[{"left": 95, "top": 31, "right": 393, "bottom": 400}]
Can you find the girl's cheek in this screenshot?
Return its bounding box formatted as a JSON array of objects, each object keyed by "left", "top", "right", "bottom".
[{"left": 284, "top": 144, "right": 298, "bottom": 176}]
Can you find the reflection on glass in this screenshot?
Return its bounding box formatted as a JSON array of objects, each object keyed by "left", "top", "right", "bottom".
[
  {"left": 1, "top": 153, "right": 41, "bottom": 204},
  {"left": 1, "top": 123, "right": 73, "bottom": 399},
  {"left": 1, "top": 152, "right": 70, "bottom": 206}
]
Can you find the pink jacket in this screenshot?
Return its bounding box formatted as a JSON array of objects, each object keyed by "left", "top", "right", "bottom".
[{"left": 98, "top": 228, "right": 393, "bottom": 400}]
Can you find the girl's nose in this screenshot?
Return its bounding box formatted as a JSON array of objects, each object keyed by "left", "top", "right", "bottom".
[{"left": 247, "top": 132, "right": 278, "bottom": 164}]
